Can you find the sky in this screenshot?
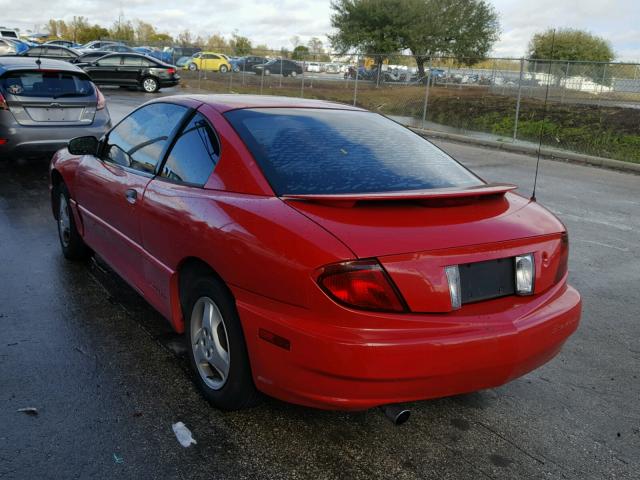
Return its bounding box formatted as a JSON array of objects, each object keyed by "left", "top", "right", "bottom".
[{"left": 3, "top": 0, "right": 640, "bottom": 61}]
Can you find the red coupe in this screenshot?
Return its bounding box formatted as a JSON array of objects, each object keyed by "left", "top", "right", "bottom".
[{"left": 50, "top": 95, "right": 581, "bottom": 411}]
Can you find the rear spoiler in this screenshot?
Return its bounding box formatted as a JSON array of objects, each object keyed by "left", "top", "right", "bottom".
[{"left": 281, "top": 183, "right": 517, "bottom": 206}]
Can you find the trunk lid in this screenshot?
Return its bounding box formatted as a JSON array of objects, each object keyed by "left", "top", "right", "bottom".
[
  {"left": 285, "top": 188, "right": 563, "bottom": 258},
  {"left": 286, "top": 189, "right": 567, "bottom": 313}
]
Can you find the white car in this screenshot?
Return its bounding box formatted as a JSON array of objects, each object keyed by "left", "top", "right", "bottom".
[{"left": 306, "top": 62, "right": 321, "bottom": 73}]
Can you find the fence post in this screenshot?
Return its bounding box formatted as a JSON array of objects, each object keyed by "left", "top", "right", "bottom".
[
  {"left": 301, "top": 59, "right": 306, "bottom": 97},
  {"left": 353, "top": 54, "right": 359, "bottom": 106},
  {"left": 513, "top": 58, "right": 524, "bottom": 142},
  {"left": 279, "top": 57, "right": 283, "bottom": 88},
  {"left": 421, "top": 57, "right": 432, "bottom": 129},
  {"left": 229, "top": 65, "right": 233, "bottom": 92},
  {"left": 560, "top": 61, "right": 569, "bottom": 103},
  {"left": 260, "top": 65, "right": 265, "bottom": 95},
  {"left": 376, "top": 55, "right": 382, "bottom": 87},
  {"left": 598, "top": 63, "right": 608, "bottom": 107}
]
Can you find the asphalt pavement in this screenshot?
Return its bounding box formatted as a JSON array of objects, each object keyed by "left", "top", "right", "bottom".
[{"left": 1, "top": 88, "right": 639, "bottom": 479}]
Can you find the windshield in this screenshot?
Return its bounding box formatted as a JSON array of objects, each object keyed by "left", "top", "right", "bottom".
[
  {"left": 1, "top": 71, "right": 94, "bottom": 98},
  {"left": 225, "top": 108, "right": 483, "bottom": 195}
]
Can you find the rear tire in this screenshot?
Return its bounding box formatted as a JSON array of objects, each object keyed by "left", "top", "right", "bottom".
[
  {"left": 219, "top": 65, "right": 228, "bottom": 73},
  {"left": 141, "top": 77, "right": 159, "bottom": 93},
  {"left": 54, "top": 182, "right": 91, "bottom": 261},
  {"left": 183, "top": 273, "right": 260, "bottom": 410},
  {"left": 290, "top": 71, "right": 297, "bottom": 78}
]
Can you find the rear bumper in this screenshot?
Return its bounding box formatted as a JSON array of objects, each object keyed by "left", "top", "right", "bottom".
[
  {"left": 159, "top": 78, "right": 180, "bottom": 88},
  {"left": 0, "top": 109, "right": 111, "bottom": 158},
  {"left": 234, "top": 279, "right": 581, "bottom": 410}
]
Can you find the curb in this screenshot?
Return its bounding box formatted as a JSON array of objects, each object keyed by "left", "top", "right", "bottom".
[{"left": 411, "top": 128, "right": 640, "bottom": 175}]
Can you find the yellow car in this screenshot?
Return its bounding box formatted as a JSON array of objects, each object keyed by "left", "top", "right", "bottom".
[{"left": 184, "top": 52, "right": 231, "bottom": 72}]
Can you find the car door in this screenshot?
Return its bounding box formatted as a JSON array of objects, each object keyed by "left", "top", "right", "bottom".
[
  {"left": 73, "top": 102, "right": 190, "bottom": 292},
  {"left": 120, "top": 55, "right": 143, "bottom": 85},
  {"left": 139, "top": 110, "right": 221, "bottom": 319},
  {"left": 86, "top": 55, "right": 122, "bottom": 84}
]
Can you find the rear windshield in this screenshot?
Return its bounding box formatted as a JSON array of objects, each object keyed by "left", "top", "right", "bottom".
[
  {"left": 225, "top": 108, "right": 483, "bottom": 195},
  {"left": 1, "top": 71, "right": 94, "bottom": 98}
]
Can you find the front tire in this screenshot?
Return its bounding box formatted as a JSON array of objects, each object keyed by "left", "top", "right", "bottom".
[
  {"left": 141, "top": 77, "right": 159, "bottom": 93},
  {"left": 54, "top": 182, "right": 90, "bottom": 260},
  {"left": 184, "top": 274, "right": 260, "bottom": 410},
  {"left": 188, "top": 63, "right": 198, "bottom": 71},
  {"left": 264, "top": 69, "right": 271, "bottom": 76},
  {"left": 290, "top": 71, "right": 297, "bottom": 78}
]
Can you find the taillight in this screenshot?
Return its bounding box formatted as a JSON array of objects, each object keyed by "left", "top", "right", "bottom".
[
  {"left": 95, "top": 87, "right": 106, "bottom": 110},
  {"left": 167, "top": 68, "right": 176, "bottom": 75},
  {"left": 554, "top": 232, "right": 569, "bottom": 283},
  {"left": 0, "top": 92, "right": 8, "bottom": 110},
  {"left": 317, "top": 259, "right": 406, "bottom": 312}
]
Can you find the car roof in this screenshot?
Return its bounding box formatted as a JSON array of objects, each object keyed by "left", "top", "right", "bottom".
[
  {"left": 0, "top": 56, "right": 86, "bottom": 74},
  {"left": 171, "top": 94, "right": 367, "bottom": 113}
]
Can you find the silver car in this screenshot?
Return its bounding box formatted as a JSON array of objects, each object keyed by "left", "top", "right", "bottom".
[{"left": 0, "top": 57, "right": 111, "bottom": 159}]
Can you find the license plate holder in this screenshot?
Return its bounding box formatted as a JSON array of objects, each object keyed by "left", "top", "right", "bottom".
[{"left": 459, "top": 257, "right": 515, "bottom": 304}]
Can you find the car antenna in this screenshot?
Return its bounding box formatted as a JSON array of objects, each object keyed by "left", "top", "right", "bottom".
[{"left": 531, "top": 29, "right": 556, "bottom": 202}]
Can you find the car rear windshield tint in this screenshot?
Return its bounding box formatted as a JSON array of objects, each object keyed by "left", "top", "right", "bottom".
[
  {"left": 1, "top": 71, "right": 94, "bottom": 98},
  {"left": 225, "top": 108, "right": 483, "bottom": 195}
]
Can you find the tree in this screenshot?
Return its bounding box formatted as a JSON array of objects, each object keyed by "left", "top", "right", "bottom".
[
  {"left": 229, "top": 32, "right": 252, "bottom": 56},
  {"left": 307, "top": 37, "right": 323, "bottom": 53},
  {"left": 290, "top": 35, "right": 301, "bottom": 48},
  {"left": 110, "top": 18, "right": 135, "bottom": 42},
  {"left": 527, "top": 28, "right": 614, "bottom": 85},
  {"left": 253, "top": 44, "right": 270, "bottom": 55},
  {"left": 205, "top": 33, "right": 229, "bottom": 52},
  {"left": 403, "top": 0, "right": 499, "bottom": 76},
  {"left": 177, "top": 30, "right": 193, "bottom": 47},
  {"left": 330, "top": 0, "right": 500, "bottom": 77},
  {"left": 528, "top": 28, "right": 614, "bottom": 63},
  {"left": 292, "top": 45, "right": 310, "bottom": 60},
  {"left": 329, "top": 0, "right": 405, "bottom": 68}
]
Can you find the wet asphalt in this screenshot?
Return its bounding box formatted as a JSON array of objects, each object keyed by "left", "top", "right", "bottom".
[{"left": 1, "top": 88, "right": 639, "bottom": 479}]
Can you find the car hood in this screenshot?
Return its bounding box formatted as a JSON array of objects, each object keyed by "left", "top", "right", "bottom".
[{"left": 284, "top": 190, "right": 564, "bottom": 259}]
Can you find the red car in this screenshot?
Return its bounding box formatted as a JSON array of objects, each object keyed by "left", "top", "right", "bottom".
[{"left": 50, "top": 95, "right": 581, "bottom": 411}]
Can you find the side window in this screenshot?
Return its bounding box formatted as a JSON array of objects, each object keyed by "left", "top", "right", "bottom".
[
  {"left": 98, "top": 55, "right": 122, "bottom": 66},
  {"left": 105, "top": 103, "right": 188, "bottom": 174},
  {"left": 211, "top": 55, "right": 220, "bottom": 60},
  {"left": 123, "top": 56, "right": 142, "bottom": 67},
  {"left": 27, "top": 47, "right": 45, "bottom": 56},
  {"left": 160, "top": 113, "right": 220, "bottom": 186}
]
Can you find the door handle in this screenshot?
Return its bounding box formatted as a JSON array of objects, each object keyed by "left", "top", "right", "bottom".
[{"left": 125, "top": 189, "right": 137, "bottom": 204}]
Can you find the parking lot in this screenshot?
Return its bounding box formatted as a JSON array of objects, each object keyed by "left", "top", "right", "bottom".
[{"left": 1, "top": 88, "right": 639, "bottom": 479}]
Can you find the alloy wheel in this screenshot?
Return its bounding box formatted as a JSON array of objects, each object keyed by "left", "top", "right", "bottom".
[
  {"left": 143, "top": 78, "right": 158, "bottom": 93},
  {"left": 190, "top": 297, "right": 230, "bottom": 390},
  {"left": 58, "top": 193, "right": 71, "bottom": 248}
]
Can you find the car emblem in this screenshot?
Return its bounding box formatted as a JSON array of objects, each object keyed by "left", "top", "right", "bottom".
[{"left": 49, "top": 103, "right": 62, "bottom": 108}]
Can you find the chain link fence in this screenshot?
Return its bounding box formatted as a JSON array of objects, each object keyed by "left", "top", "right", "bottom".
[{"left": 119, "top": 42, "right": 640, "bottom": 163}]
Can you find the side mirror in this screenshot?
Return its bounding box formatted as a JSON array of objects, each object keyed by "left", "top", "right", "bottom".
[{"left": 68, "top": 136, "right": 99, "bottom": 156}]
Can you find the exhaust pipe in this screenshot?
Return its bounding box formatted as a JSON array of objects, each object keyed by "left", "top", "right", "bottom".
[{"left": 380, "top": 404, "right": 411, "bottom": 426}]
